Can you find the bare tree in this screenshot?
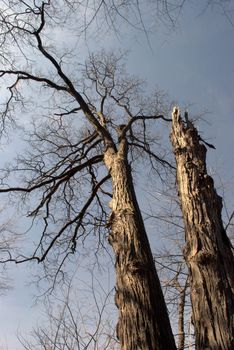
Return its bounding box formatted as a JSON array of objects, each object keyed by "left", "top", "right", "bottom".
[
  {"left": 1, "top": 2, "right": 232, "bottom": 349},
  {"left": 0, "top": 209, "right": 17, "bottom": 294},
  {"left": 19, "top": 271, "right": 118, "bottom": 350},
  {"left": 170, "top": 108, "right": 234, "bottom": 349},
  {"left": 58, "top": 0, "right": 234, "bottom": 32},
  {"left": 155, "top": 249, "right": 191, "bottom": 350},
  {"left": 145, "top": 184, "right": 195, "bottom": 350},
  {"left": 0, "top": 2, "right": 177, "bottom": 349},
  {"left": 0, "top": 0, "right": 232, "bottom": 61}
]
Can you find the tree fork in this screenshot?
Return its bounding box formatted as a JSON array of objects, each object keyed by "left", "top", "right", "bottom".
[
  {"left": 104, "top": 138, "right": 176, "bottom": 350},
  {"left": 170, "top": 108, "right": 234, "bottom": 350}
]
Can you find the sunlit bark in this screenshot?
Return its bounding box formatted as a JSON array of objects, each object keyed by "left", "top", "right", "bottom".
[
  {"left": 104, "top": 138, "right": 176, "bottom": 350},
  {"left": 171, "top": 108, "right": 234, "bottom": 349}
]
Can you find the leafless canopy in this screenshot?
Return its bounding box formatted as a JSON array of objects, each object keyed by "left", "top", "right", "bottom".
[
  {"left": 19, "top": 271, "right": 118, "bottom": 350},
  {"left": 0, "top": 1, "right": 174, "bottom": 282}
]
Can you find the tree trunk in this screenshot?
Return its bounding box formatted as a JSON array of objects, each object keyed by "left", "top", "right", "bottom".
[
  {"left": 177, "top": 278, "right": 188, "bottom": 350},
  {"left": 104, "top": 138, "right": 176, "bottom": 350},
  {"left": 170, "top": 108, "right": 234, "bottom": 350}
]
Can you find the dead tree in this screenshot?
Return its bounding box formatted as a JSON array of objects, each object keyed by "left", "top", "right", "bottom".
[{"left": 170, "top": 108, "right": 234, "bottom": 349}]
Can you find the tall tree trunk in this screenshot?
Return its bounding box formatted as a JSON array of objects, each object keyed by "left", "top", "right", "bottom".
[
  {"left": 170, "top": 108, "right": 234, "bottom": 350},
  {"left": 104, "top": 138, "right": 176, "bottom": 350}
]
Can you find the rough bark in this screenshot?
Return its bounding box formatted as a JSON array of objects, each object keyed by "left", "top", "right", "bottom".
[
  {"left": 104, "top": 138, "right": 176, "bottom": 350},
  {"left": 170, "top": 108, "right": 234, "bottom": 350}
]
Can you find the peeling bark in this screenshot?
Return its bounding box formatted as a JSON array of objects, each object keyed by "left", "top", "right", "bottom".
[
  {"left": 104, "top": 138, "right": 176, "bottom": 350},
  {"left": 170, "top": 108, "right": 234, "bottom": 350}
]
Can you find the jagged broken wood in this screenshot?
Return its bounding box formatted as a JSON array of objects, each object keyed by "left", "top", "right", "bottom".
[{"left": 170, "top": 108, "right": 234, "bottom": 349}]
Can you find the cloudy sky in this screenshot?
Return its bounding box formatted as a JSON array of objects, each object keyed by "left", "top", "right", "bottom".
[{"left": 0, "top": 1, "right": 233, "bottom": 349}]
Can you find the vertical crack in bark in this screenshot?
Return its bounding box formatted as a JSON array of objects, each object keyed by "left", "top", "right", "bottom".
[{"left": 170, "top": 108, "right": 234, "bottom": 350}]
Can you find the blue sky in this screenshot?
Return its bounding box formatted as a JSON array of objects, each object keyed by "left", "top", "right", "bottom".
[{"left": 0, "top": 2, "right": 233, "bottom": 349}]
